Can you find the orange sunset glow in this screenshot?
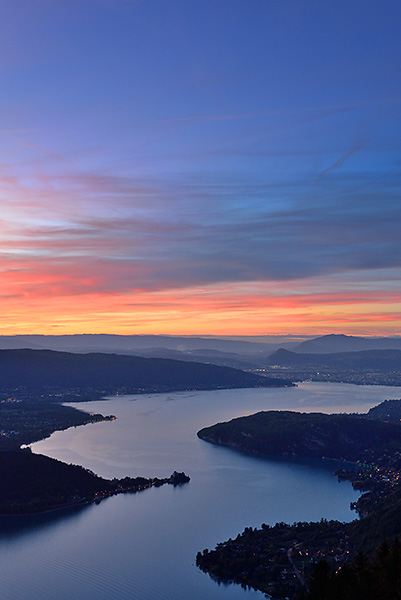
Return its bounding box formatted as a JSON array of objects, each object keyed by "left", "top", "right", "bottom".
[{"left": 1, "top": 274, "right": 400, "bottom": 337}]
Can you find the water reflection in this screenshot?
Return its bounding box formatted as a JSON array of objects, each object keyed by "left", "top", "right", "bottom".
[{"left": 0, "top": 503, "right": 92, "bottom": 539}]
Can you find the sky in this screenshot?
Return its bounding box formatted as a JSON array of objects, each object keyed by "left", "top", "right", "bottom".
[{"left": 0, "top": 0, "right": 400, "bottom": 337}]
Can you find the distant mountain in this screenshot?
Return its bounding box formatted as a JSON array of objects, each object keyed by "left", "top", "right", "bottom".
[
  {"left": 0, "top": 334, "right": 297, "bottom": 358},
  {"left": 137, "top": 347, "right": 257, "bottom": 370},
  {"left": 0, "top": 349, "right": 292, "bottom": 394},
  {"left": 266, "top": 348, "right": 401, "bottom": 371},
  {"left": 295, "top": 334, "right": 401, "bottom": 354},
  {"left": 3, "top": 333, "right": 400, "bottom": 358},
  {"left": 0, "top": 335, "right": 301, "bottom": 370}
]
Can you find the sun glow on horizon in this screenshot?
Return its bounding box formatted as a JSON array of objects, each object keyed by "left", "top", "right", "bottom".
[{"left": 0, "top": 277, "right": 399, "bottom": 337}]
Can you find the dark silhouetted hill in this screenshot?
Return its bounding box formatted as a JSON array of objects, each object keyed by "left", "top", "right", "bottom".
[
  {"left": 0, "top": 450, "right": 189, "bottom": 514},
  {"left": 0, "top": 348, "right": 291, "bottom": 394},
  {"left": 266, "top": 348, "right": 401, "bottom": 371},
  {"left": 197, "top": 410, "right": 401, "bottom": 462},
  {"left": 295, "top": 334, "right": 401, "bottom": 354}
]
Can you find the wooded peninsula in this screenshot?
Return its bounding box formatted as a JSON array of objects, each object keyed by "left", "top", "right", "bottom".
[
  {"left": 0, "top": 450, "right": 189, "bottom": 515},
  {"left": 197, "top": 399, "right": 401, "bottom": 599}
]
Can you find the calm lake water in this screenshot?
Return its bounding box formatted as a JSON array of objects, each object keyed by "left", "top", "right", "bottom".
[{"left": 1, "top": 382, "right": 400, "bottom": 600}]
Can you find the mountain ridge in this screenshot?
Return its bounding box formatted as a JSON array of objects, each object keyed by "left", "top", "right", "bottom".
[
  {"left": 295, "top": 333, "right": 401, "bottom": 354},
  {"left": 0, "top": 348, "right": 292, "bottom": 394},
  {"left": 266, "top": 348, "right": 401, "bottom": 371}
]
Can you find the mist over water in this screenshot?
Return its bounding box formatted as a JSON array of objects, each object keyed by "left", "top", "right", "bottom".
[{"left": 1, "top": 383, "right": 399, "bottom": 600}]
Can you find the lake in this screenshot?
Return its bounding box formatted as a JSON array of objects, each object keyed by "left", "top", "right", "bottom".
[{"left": 1, "top": 382, "right": 400, "bottom": 600}]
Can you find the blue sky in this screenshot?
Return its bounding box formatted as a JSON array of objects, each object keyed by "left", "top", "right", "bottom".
[{"left": 0, "top": 0, "right": 400, "bottom": 335}]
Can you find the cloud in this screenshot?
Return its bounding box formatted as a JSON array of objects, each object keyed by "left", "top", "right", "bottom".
[
  {"left": 0, "top": 127, "right": 400, "bottom": 308},
  {"left": 161, "top": 97, "right": 401, "bottom": 126},
  {"left": 319, "top": 139, "right": 368, "bottom": 177}
]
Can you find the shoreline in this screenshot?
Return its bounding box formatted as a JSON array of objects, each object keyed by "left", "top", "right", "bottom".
[
  {"left": 0, "top": 499, "right": 92, "bottom": 518},
  {"left": 0, "top": 470, "right": 190, "bottom": 517}
]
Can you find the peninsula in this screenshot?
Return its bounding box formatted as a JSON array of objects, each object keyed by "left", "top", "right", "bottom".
[
  {"left": 197, "top": 409, "right": 401, "bottom": 462},
  {"left": 196, "top": 399, "right": 401, "bottom": 599},
  {"left": 0, "top": 449, "right": 189, "bottom": 515}
]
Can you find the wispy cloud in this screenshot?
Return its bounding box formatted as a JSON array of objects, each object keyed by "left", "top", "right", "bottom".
[
  {"left": 1, "top": 159, "right": 400, "bottom": 303},
  {"left": 319, "top": 139, "right": 368, "bottom": 177}
]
